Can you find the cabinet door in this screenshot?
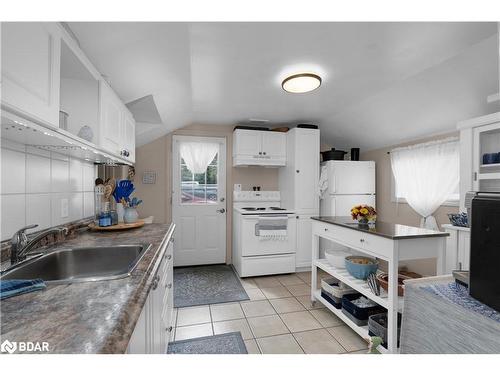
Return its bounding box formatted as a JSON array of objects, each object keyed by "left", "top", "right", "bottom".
[
  {"left": 127, "top": 301, "right": 149, "bottom": 354},
  {"left": 121, "top": 111, "right": 136, "bottom": 162},
  {"left": 1, "top": 22, "right": 61, "bottom": 126},
  {"left": 99, "top": 82, "right": 123, "bottom": 156},
  {"left": 261, "top": 132, "right": 285, "bottom": 158},
  {"left": 458, "top": 231, "right": 471, "bottom": 270},
  {"left": 296, "top": 216, "right": 313, "bottom": 269},
  {"left": 443, "top": 229, "right": 459, "bottom": 273},
  {"left": 233, "top": 130, "right": 261, "bottom": 157},
  {"left": 295, "top": 131, "right": 320, "bottom": 212}
]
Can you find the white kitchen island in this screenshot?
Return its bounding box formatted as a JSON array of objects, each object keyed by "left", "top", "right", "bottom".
[{"left": 310, "top": 216, "right": 449, "bottom": 353}]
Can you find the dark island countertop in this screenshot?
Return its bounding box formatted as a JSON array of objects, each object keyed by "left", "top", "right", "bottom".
[
  {"left": 311, "top": 216, "right": 449, "bottom": 240},
  {"left": 0, "top": 223, "right": 173, "bottom": 354}
]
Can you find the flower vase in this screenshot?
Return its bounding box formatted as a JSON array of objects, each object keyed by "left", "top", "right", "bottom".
[
  {"left": 124, "top": 207, "right": 139, "bottom": 224},
  {"left": 116, "top": 203, "right": 125, "bottom": 223},
  {"left": 358, "top": 217, "right": 369, "bottom": 225}
]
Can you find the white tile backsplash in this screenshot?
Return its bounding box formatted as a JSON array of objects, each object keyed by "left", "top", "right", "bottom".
[
  {"left": 1, "top": 148, "right": 25, "bottom": 194},
  {"left": 1, "top": 143, "right": 96, "bottom": 241},
  {"left": 51, "top": 158, "right": 70, "bottom": 192},
  {"left": 26, "top": 194, "right": 52, "bottom": 231},
  {"left": 1, "top": 194, "right": 26, "bottom": 240},
  {"left": 69, "top": 158, "right": 83, "bottom": 192},
  {"left": 26, "top": 154, "right": 51, "bottom": 193},
  {"left": 83, "top": 192, "right": 94, "bottom": 218},
  {"left": 83, "top": 164, "right": 95, "bottom": 191},
  {"left": 69, "top": 193, "right": 83, "bottom": 222}
]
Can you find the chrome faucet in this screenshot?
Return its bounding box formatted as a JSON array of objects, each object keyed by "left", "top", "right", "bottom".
[{"left": 10, "top": 224, "right": 67, "bottom": 265}]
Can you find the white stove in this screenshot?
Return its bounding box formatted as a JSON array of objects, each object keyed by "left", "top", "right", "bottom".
[
  {"left": 232, "top": 191, "right": 297, "bottom": 277},
  {"left": 233, "top": 191, "right": 295, "bottom": 215}
]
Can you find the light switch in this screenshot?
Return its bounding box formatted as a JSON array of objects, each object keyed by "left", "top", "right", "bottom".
[{"left": 61, "top": 198, "right": 69, "bottom": 218}]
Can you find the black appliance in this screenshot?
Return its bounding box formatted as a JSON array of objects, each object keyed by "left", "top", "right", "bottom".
[
  {"left": 469, "top": 192, "right": 500, "bottom": 312},
  {"left": 351, "top": 148, "right": 360, "bottom": 161}
]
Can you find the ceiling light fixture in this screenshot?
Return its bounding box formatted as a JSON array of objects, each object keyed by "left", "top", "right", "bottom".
[{"left": 282, "top": 73, "right": 322, "bottom": 93}]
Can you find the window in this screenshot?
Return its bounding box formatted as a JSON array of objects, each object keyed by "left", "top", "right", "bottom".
[
  {"left": 181, "top": 153, "right": 218, "bottom": 204},
  {"left": 391, "top": 174, "right": 459, "bottom": 206},
  {"left": 390, "top": 139, "right": 460, "bottom": 207}
]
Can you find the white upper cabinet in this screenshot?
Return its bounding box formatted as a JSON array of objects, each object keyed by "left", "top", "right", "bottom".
[
  {"left": 121, "top": 111, "right": 136, "bottom": 163},
  {"left": 233, "top": 129, "right": 286, "bottom": 166},
  {"left": 1, "top": 23, "right": 61, "bottom": 126},
  {"left": 99, "top": 81, "right": 136, "bottom": 163},
  {"left": 1, "top": 22, "right": 136, "bottom": 164},
  {"left": 279, "top": 128, "right": 320, "bottom": 214},
  {"left": 99, "top": 81, "right": 124, "bottom": 156}
]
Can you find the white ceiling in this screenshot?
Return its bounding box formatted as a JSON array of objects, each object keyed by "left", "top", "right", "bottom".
[{"left": 68, "top": 22, "right": 499, "bottom": 150}]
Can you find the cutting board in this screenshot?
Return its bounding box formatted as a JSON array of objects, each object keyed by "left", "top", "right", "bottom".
[{"left": 89, "top": 220, "right": 145, "bottom": 231}]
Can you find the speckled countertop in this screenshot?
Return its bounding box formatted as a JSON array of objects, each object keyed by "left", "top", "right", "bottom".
[{"left": 0, "top": 223, "right": 173, "bottom": 354}]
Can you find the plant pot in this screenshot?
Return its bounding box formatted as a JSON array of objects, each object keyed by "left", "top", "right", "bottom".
[{"left": 124, "top": 207, "right": 139, "bottom": 224}]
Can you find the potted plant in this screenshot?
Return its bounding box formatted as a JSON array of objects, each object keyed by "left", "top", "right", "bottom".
[
  {"left": 351, "top": 204, "right": 377, "bottom": 225},
  {"left": 122, "top": 197, "right": 143, "bottom": 224}
]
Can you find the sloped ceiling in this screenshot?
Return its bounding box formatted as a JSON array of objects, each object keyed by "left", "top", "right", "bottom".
[{"left": 69, "top": 22, "right": 499, "bottom": 151}]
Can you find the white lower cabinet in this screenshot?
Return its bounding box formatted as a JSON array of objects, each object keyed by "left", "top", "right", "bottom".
[
  {"left": 295, "top": 216, "right": 313, "bottom": 269},
  {"left": 127, "top": 241, "right": 174, "bottom": 354},
  {"left": 442, "top": 224, "right": 471, "bottom": 273}
]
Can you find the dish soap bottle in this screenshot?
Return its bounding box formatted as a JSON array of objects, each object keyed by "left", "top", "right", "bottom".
[{"left": 99, "top": 201, "right": 112, "bottom": 227}]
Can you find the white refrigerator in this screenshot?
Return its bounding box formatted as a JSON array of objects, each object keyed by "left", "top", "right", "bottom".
[{"left": 320, "top": 160, "right": 376, "bottom": 253}]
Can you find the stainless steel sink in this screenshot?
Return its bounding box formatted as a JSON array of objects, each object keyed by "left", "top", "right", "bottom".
[{"left": 0, "top": 244, "right": 151, "bottom": 283}]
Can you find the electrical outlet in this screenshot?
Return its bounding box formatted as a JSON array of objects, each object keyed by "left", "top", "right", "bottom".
[{"left": 61, "top": 198, "right": 69, "bottom": 218}]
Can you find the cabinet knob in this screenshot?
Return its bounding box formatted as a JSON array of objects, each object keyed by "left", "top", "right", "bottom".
[
  {"left": 166, "top": 326, "right": 173, "bottom": 332},
  {"left": 360, "top": 239, "right": 365, "bottom": 243},
  {"left": 166, "top": 282, "right": 172, "bottom": 289},
  {"left": 296, "top": 170, "right": 300, "bottom": 173},
  {"left": 258, "top": 152, "right": 262, "bottom": 155},
  {"left": 152, "top": 275, "right": 160, "bottom": 290},
  {"left": 263, "top": 152, "right": 266, "bottom": 155},
  {"left": 324, "top": 228, "right": 328, "bottom": 232}
]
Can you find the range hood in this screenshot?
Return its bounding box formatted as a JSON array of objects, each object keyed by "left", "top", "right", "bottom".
[{"left": 1, "top": 110, "right": 131, "bottom": 165}]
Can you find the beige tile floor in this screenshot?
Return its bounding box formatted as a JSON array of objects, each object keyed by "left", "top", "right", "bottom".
[{"left": 172, "top": 270, "right": 369, "bottom": 354}]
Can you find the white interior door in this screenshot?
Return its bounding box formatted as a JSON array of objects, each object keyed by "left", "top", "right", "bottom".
[{"left": 172, "top": 136, "right": 227, "bottom": 266}]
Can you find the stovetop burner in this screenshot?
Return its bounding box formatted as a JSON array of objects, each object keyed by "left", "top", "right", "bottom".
[
  {"left": 269, "top": 207, "right": 286, "bottom": 211},
  {"left": 241, "top": 207, "right": 266, "bottom": 211}
]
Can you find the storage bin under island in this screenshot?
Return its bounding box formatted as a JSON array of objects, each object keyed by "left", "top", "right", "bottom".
[{"left": 310, "top": 216, "right": 449, "bottom": 353}]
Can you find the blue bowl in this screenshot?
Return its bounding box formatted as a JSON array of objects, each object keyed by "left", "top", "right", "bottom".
[
  {"left": 483, "top": 153, "right": 500, "bottom": 165},
  {"left": 345, "top": 256, "right": 379, "bottom": 280}
]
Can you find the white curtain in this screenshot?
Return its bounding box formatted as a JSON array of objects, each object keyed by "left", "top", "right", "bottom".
[
  {"left": 179, "top": 142, "right": 219, "bottom": 174},
  {"left": 390, "top": 138, "right": 459, "bottom": 230}
]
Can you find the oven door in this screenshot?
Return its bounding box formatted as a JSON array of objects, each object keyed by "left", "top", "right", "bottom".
[{"left": 240, "top": 215, "right": 297, "bottom": 256}]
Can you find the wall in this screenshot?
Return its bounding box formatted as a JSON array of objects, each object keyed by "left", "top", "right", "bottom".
[
  {"left": 134, "top": 124, "right": 280, "bottom": 263},
  {"left": 1, "top": 139, "right": 96, "bottom": 241},
  {"left": 361, "top": 132, "right": 460, "bottom": 275}
]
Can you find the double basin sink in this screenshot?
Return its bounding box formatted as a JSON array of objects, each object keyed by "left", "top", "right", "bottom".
[{"left": 1, "top": 244, "right": 151, "bottom": 283}]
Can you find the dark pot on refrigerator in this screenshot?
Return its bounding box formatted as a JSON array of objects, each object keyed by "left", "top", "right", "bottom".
[{"left": 321, "top": 148, "right": 348, "bottom": 161}]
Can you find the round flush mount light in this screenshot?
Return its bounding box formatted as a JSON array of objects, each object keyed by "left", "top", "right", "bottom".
[{"left": 282, "top": 73, "right": 322, "bottom": 93}]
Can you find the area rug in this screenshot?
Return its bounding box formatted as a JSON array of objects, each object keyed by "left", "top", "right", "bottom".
[
  {"left": 173, "top": 264, "right": 249, "bottom": 308},
  {"left": 167, "top": 332, "right": 248, "bottom": 354}
]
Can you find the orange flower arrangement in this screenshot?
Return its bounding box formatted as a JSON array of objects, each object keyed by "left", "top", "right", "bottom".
[{"left": 351, "top": 204, "right": 377, "bottom": 223}]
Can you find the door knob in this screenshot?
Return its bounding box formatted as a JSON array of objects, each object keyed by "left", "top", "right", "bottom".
[{"left": 217, "top": 208, "right": 226, "bottom": 214}]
